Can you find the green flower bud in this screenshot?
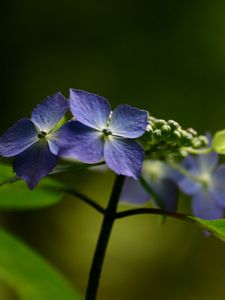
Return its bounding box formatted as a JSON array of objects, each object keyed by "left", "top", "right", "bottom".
[
  {"left": 180, "top": 130, "right": 192, "bottom": 141},
  {"left": 161, "top": 125, "right": 171, "bottom": 134},
  {"left": 172, "top": 130, "right": 181, "bottom": 139},
  {"left": 191, "top": 137, "right": 202, "bottom": 148},
  {"left": 198, "top": 135, "right": 209, "bottom": 146},
  {"left": 187, "top": 128, "right": 197, "bottom": 136},
  {"left": 155, "top": 119, "right": 167, "bottom": 128},
  {"left": 167, "top": 120, "right": 180, "bottom": 129},
  {"left": 153, "top": 129, "right": 162, "bottom": 138}
]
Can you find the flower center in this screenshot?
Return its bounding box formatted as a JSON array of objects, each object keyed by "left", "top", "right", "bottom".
[
  {"left": 37, "top": 131, "right": 47, "bottom": 139},
  {"left": 198, "top": 173, "right": 211, "bottom": 188},
  {"left": 143, "top": 161, "right": 165, "bottom": 181},
  {"left": 102, "top": 128, "right": 112, "bottom": 136}
]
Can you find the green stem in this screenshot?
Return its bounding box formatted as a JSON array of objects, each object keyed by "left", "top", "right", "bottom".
[
  {"left": 168, "top": 161, "right": 200, "bottom": 183},
  {"left": 181, "top": 147, "right": 212, "bottom": 155},
  {"left": 140, "top": 177, "right": 164, "bottom": 208},
  {"left": 85, "top": 175, "right": 125, "bottom": 300}
]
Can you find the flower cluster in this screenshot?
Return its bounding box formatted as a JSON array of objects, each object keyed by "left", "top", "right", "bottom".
[
  {"left": 1, "top": 88, "right": 223, "bottom": 222},
  {"left": 121, "top": 152, "right": 225, "bottom": 221},
  {"left": 0, "top": 89, "right": 148, "bottom": 189},
  {"left": 178, "top": 152, "right": 225, "bottom": 220},
  {"left": 121, "top": 160, "right": 181, "bottom": 211}
]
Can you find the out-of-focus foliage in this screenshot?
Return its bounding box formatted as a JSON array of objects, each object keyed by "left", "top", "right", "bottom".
[
  {"left": 0, "top": 165, "right": 63, "bottom": 210},
  {"left": 212, "top": 130, "right": 225, "bottom": 154},
  {"left": 0, "top": 226, "right": 80, "bottom": 300}
]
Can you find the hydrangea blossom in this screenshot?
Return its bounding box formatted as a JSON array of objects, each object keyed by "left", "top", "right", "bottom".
[
  {"left": 120, "top": 160, "right": 181, "bottom": 211},
  {"left": 178, "top": 152, "right": 225, "bottom": 219},
  {"left": 58, "top": 89, "right": 148, "bottom": 179},
  {"left": 0, "top": 92, "right": 68, "bottom": 189}
]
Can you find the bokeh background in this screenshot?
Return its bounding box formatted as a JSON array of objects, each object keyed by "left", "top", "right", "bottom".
[{"left": 2, "top": 0, "right": 225, "bottom": 299}]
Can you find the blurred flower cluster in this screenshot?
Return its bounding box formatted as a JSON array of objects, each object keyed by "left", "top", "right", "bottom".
[{"left": 121, "top": 152, "right": 225, "bottom": 220}]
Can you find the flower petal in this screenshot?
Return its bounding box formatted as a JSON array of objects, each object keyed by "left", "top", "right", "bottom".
[
  {"left": 69, "top": 89, "right": 110, "bottom": 130},
  {"left": 192, "top": 190, "right": 224, "bottom": 220},
  {"left": 120, "top": 177, "right": 150, "bottom": 204},
  {"left": 13, "top": 141, "right": 58, "bottom": 189},
  {"left": 181, "top": 155, "right": 198, "bottom": 171},
  {"left": 31, "top": 92, "right": 68, "bottom": 132},
  {"left": 109, "top": 105, "right": 148, "bottom": 138},
  {"left": 104, "top": 137, "right": 144, "bottom": 179},
  {"left": 151, "top": 179, "right": 178, "bottom": 211},
  {"left": 56, "top": 121, "right": 104, "bottom": 163},
  {"left": 178, "top": 176, "right": 202, "bottom": 196},
  {"left": 211, "top": 165, "right": 225, "bottom": 206},
  {"left": 197, "top": 152, "right": 219, "bottom": 172},
  {"left": 0, "top": 119, "right": 38, "bottom": 157}
]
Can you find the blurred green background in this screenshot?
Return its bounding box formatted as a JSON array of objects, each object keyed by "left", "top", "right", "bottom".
[{"left": 2, "top": 0, "right": 225, "bottom": 299}]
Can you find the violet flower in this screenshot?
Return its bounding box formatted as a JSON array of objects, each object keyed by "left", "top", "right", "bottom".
[
  {"left": 179, "top": 152, "right": 225, "bottom": 219},
  {"left": 120, "top": 160, "right": 181, "bottom": 211},
  {"left": 0, "top": 92, "right": 68, "bottom": 189},
  {"left": 59, "top": 89, "right": 148, "bottom": 179}
]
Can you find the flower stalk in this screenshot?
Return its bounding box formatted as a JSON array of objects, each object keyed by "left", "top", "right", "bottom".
[{"left": 85, "top": 175, "right": 125, "bottom": 300}]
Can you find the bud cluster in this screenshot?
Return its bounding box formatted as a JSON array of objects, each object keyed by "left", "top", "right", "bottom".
[{"left": 140, "top": 116, "right": 209, "bottom": 160}]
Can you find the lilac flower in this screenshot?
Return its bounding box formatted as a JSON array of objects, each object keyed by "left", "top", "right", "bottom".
[
  {"left": 179, "top": 152, "right": 225, "bottom": 219},
  {"left": 120, "top": 160, "right": 181, "bottom": 211},
  {"left": 0, "top": 92, "right": 68, "bottom": 189},
  {"left": 58, "top": 89, "right": 148, "bottom": 179}
]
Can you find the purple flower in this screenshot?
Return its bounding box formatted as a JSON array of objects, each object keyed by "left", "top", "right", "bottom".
[
  {"left": 59, "top": 89, "right": 148, "bottom": 179},
  {"left": 120, "top": 160, "right": 181, "bottom": 211},
  {"left": 0, "top": 92, "right": 68, "bottom": 189},
  {"left": 179, "top": 152, "right": 225, "bottom": 219}
]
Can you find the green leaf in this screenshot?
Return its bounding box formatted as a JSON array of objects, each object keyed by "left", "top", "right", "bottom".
[
  {"left": 0, "top": 165, "right": 63, "bottom": 210},
  {"left": 189, "top": 217, "right": 225, "bottom": 241},
  {"left": 0, "top": 226, "right": 80, "bottom": 300},
  {"left": 212, "top": 129, "right": 225, "bottom": 154}
]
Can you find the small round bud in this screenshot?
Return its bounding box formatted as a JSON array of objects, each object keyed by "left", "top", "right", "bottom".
[
  {"left": 191, "top": 137, "right": 202, "bottom": 148},
  {"left": 153, "top": 129, "right": 162, "bottom": 138},
  {"left": 167, "top": 120, "right": 180, "bottom": 129},
  {"left": 198, "top": 135, "right": 209, "bottom": 146},
  {"left": 161, "top": 125, "right": 171, "bottom": 134},
  {"left": 180, "top": 130, "right": 193, "bottom": 141},
  {"left": 155, "top": 119, "right": 167, "bottom": 128},
  {"left": 172, "top": 130, "right": 181, "bottom": 139},
  {"left": 187, "top": 128, "right": 197, "bottom": 136}
]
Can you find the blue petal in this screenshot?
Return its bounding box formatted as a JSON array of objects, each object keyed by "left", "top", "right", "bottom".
[
  {"left": 211, "top": 165, "right": 225, "bottom": 206},
  {"left": 31, "top": 92, "right": 68, "bottom": 132},
  {"left": 178, "top": 156, "right": 202, "bottom": 195},
  {"left": 56, "top": 121, "right": 104, "bottom": 163},
  {"left": 197, "top": 152, "right": 218, "bottom": 172},
  {"left": 13, "top": 141, "right": 58, "bottom": 189},
  {"left": 0, "top": 119, "right": 38, "bottom": 157},
  {"left": 192, "top": 190, "right": 224, "bottom": 220},
  {"left": 69, "top": 89, "right": 110, "bottom": 130},
  {"left": 181, "top": 155, "right": 198, "bottom": 171},
  {"left": 104, "top": 137, "right": 144, "bottom": 179},
  {"left": 109, "top": 105, "right": 148, "bottom": 138},
  {"left": 120, "top": 177, "right": 150, "bottom": 204},
  {"left": 151, "top": 179, "right": 178, "bottom": 211},
  {"left": 178, "top": 176, "right": 202, "bottom": 196}
]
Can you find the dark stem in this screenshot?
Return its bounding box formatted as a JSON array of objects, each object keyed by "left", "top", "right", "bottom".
[
  {"left": 44, "top": 184, "right": 105, "bottom": 214},
  {"left": 115, "top": 208, "right": 187, "bottom": 221},
  {"left": 85, "top": 175, "right": 125, "bottom": 300},
  {"left": 62, "top": 187, "right": 105, "bottom": 214}
]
